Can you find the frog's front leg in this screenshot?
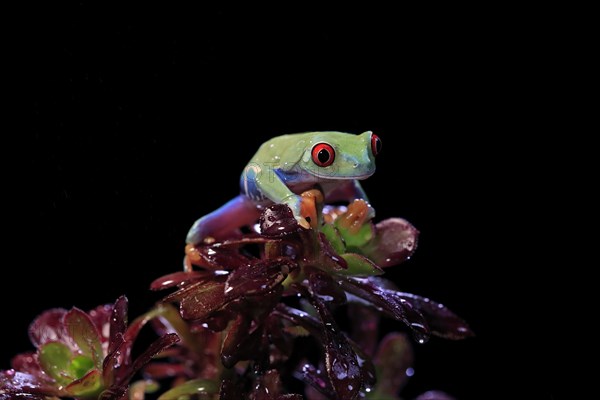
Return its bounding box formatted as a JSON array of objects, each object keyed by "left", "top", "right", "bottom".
[
  {"left": 186, "top": 195, "right": 262, "bottom": 244},
  {"left": 323, "top": 179, "right": 369, "bottom": 203},
  {"left": 245, "top": 165, "right": 310, "bottom": 229}
]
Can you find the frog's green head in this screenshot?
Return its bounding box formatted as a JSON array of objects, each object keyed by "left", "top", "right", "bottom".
[{"left": 298, "top": 131, "right": 381, "bottom": 180}]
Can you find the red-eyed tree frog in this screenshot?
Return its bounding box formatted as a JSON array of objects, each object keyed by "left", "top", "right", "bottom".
[{"left": 186, "top": 131, "right": 381, "bottom": 244}]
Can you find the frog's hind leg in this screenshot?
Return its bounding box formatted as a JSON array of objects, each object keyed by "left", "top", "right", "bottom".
[{"left": 186, "top": 195, "right": 262, "bottom": 245}]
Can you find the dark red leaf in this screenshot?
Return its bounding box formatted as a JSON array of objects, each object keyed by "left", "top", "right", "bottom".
[
  {"left": 0, "top": 394, "right": 46, "bottom": 400},
  {"left": 221, "top": 315, "right": 264, "bottom": 368},
  {"left": 295, "top": 363, "right": 335, "bottom": 399},
  {"left": 275, "top": 305, "right": 324, "bottom": 341},
  {"left": 266, "top": 314, "right": 294, "bottom": 363},
  {"left": 10, "top": 353, "right": 43, "bottom": 376},
  {"left": 198, "top": 310, "right": 237, "bottom": 332},
  {"left": 190, "top": 240, "right": 259, "bottom": 270},
  {"left": 28, "top": 308, "right": 71, "bottom": 349},
  {"left": 317, "top": 232, "right": 347, "bottom": 270},
  {"left": 87, "top": 303, "right": 114, "bottom": 344},
  {"left": 225, "top": 257, "right": 296, "bottom": 299},
  {"left": 0, "top": 370, "right": 64, "bottom": 396},
  {"left": 65, "top": 368, "right": 103, "bottom": 398},
  {"left": 150, "top": 271, "right": 215, "bottom": 291},
  {"left": 361, "top": 218, "right": 419, "bottom": 267},
  {"left": 108, "top": 296, "right": 128, "bottom": 355},
  {"left": 340, "top": 277, "right": 430, "bottom": 343},
  {"left": 250, "top": 369, "right": 282, "bottom": 400},
  {"left": 348, "top": 339, "right": 376, "bottom": 390},
  {"left": 113, "top": 333, "right": 179, "bottom": 388},
  {"left": 310, "top": 296, "right": 361, "bottom": 400},
  {"left": 64, "top": 308, "right": 103, "bottom": 369},
  {"left": 308, "top": 269, "right": 346, "bottom": 306},
  {"left": 260, "top": 204, "right": 301, "bottom": 236},
  {"left": 396, "top": 293, "right": 474, "bottom": 339},
  {"left": 219, "top": 376, "right": 244, "bottom": 400},
  {"left": 178, "top": 281, "right": 231, "bottom": 321},
  {"left": 102, "top": 332, "right": 126, "bottom": 385}
]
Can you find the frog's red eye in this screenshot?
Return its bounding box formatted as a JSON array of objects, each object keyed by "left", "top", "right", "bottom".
[
  {"left": 311, "top": 143, "right": 335, "bottom": 167},
  {"left": 371, "top": 134, "right": 382, "bottom": 156}
]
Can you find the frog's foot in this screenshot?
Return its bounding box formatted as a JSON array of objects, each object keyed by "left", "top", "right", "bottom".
[
  {"left": 282, "top": 194, "right": 311, "bottom": 229},
  {"left": 186, "top": 195, "right": 262, "bottom": 245}
]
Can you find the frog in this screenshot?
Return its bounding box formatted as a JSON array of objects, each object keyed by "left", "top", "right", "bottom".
[{"left": 186, "top": 131, "right": 381, "bottom": 244}]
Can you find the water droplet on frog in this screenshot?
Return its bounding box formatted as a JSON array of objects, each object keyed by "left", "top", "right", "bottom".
[{"left": 406, "top": 367, "right": 415, "bottom": 377}]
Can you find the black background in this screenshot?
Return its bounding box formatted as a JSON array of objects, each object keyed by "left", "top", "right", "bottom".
[{"left": 6, "top": 4, "right": 564, "bottom": 399}]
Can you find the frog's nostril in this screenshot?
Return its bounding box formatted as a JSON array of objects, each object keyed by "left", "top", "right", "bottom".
[{"left": 353, "top": 162, "right": 359, "bottom": 168}]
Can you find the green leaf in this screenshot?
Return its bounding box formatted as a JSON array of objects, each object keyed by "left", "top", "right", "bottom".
[
  {"left": 64, "top": 308, "right": 104, "bottom": 369},
  {"left": 158, "top": 379, "right": 219, "bottom": 400},
  {"left": 333, "top": 199, "right": 376, "bottom": 250},
  {"left": 320, "top": 223, "right": 346, "bottom": 254},
  {"left": 336, "top": 219, "right": 374, "bottom": 250},
  {"left": 65, "top": 368, "right": 103, "bottom": 398},
  {"left": 337, "top": 253, "right": 384, "bottom": 276},
  {"left": 69, "top": 354, "right": 95, "bottom": 379},
  {"left": 38, "top": 341, "right": 74, "bottom": 384}
]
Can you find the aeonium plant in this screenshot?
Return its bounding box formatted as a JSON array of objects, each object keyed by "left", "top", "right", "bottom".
[{"left": 1, "top": 189, "right": 472, "bottom": 399}]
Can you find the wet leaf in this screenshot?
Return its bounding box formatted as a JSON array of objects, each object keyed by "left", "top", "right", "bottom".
[
  {"left": 250, "top": 369, "right": 282, "bottom": 400},
  {"left": 150, "top": 271, "right": 214, "bottom": 291},
  {"left": 340, "top": 278, "right": 430, "bottom": 343},
  {"left": 87, "top": 304, "right": 113, "bottom": 344},
  {"left": 158, "top": 378, "right": 219, "bottom": 399},
  {"left": 295, "top": 363, "right": 335, "bottom": 399},
  {"left": 221, "top": 315, "right": 263, "bottom": 368},
  {"left": 225, "top": 257, "right": 295, "bottom": 298},
  {"left": 65, "top": 368, "right": 103, "bottom": 398},
  {"left": 317, "top": 232, "right": 348, "bottom": 270},
  {"left": 69, "top": 355, "right": 95, "bottom": 380},
  {"left": 349, "top": 339, "right": 376, "bottom": 390},
  {"left": 38, "top": 342, "right": 74, "bottom": 383},
  {"left": 28, "top": 309, "right": 70, "bottom": 349},
  {"left": 310, "top": 296, "right": 361, "bottom": 400},
  {"left": 178, "top": 281, "right": 230, "bottom": 321},
  {"left": 115, "top": 333, "right": 180, "bottom": 388},
  {"left": 260, "top": 204, "right": 301, "bottom": 236},
  {"left": 373, "top": 333, "right": 414, "bottom": 396},
  {"left": 275, "top": 305, "right": 324, "bottom": 340},
  {"left": 338, "top": 253, "right": 383, "bottom": 276},
  {"left": 396, "top": 293, "right": 474, "bottom": 339},
  {"left": 187, "top": 242, "right": 254, "bottom": 271},
  {"left": 320, "top": 223, "right": 346, "bottom": 254},
  {"left": 219, "top": 375, "right": 244, "bottom": 400},
  {"left": 0, "top": 370, "right": 63, "bottom": 397},
  {"left": 308, "top": 269, "right": 346, "bottom": 306},
  {"left": 108, "top": 296, "right": 128, "bottom": 355},
  {"left": 64, "top": 308, "right": 103, "bottom": 369},
  {"left": 11, "top": 353, "right": 43, "bottom": 376},
  {"left": 361, "top": 218, "right": 419, "bottom": 267}
]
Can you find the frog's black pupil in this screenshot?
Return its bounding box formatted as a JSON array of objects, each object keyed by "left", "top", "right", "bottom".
[
  {"left": 375, "top": 138, "right": 382, "bottom": 153},
  {"left": 318, "top": 149, "right": 330, "bottom": 163}
]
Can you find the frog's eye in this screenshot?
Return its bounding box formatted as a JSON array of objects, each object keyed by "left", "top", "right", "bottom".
[
  {"left": 371, "top": 134, "right": 382, "bottom": 156},
  {"left": 311, "top": 143, "right": 335, "bottom": 167}
]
